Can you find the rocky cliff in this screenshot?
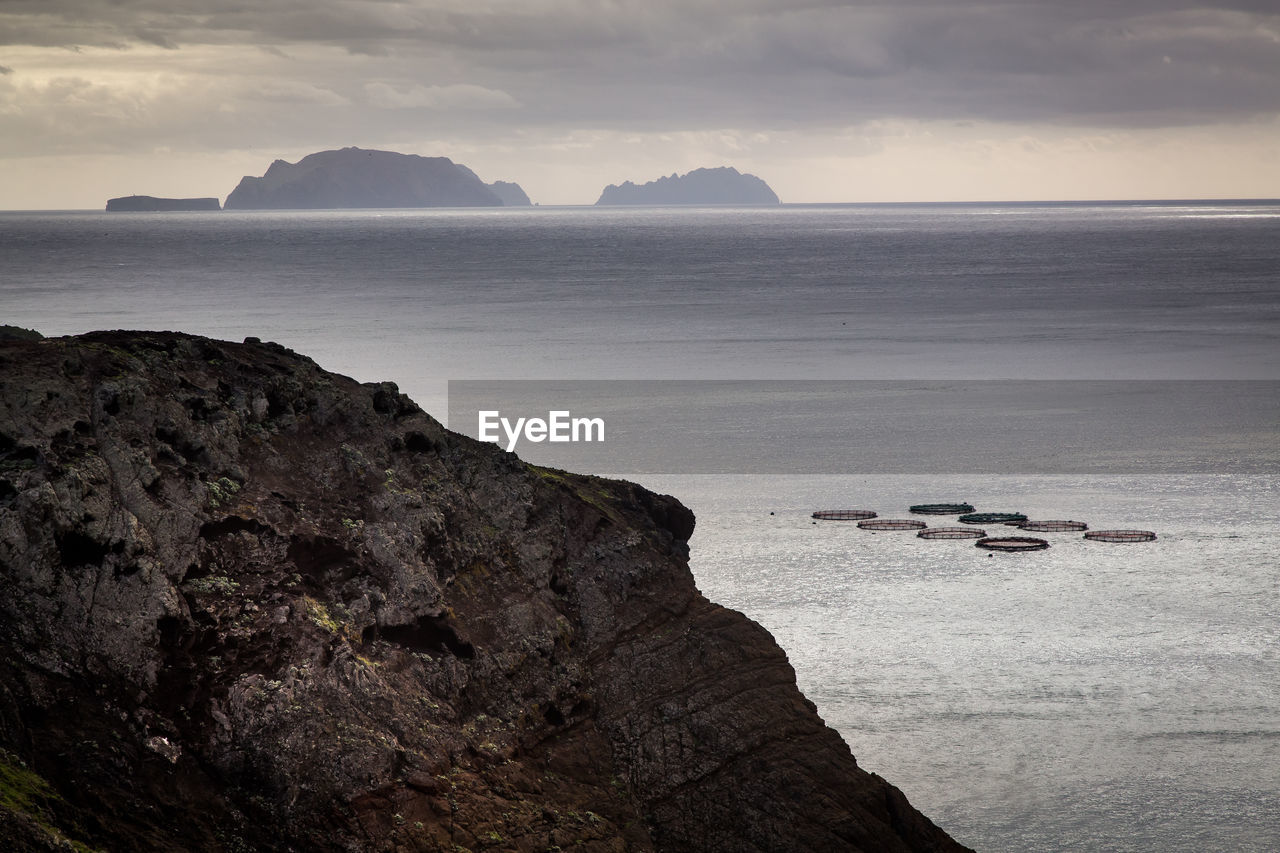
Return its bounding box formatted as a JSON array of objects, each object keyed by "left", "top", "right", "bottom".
[
  {"left": 596, "top": 168, "right": 780, "bottom": 206},
  {"left": 224, "top": 148, "right": 526, "bottom": 210},
  {"left": 0, "top": 331, "right": 969, "bottom": 853}
]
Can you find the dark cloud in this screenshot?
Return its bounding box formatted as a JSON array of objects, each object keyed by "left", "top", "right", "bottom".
[{"left": 1, "top": 0, "right": 1277, "bottom": 132}]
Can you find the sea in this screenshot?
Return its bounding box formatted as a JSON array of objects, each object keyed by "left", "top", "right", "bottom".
[{"left": 3, "top": 202, "right": 1278, "bottom": 852}]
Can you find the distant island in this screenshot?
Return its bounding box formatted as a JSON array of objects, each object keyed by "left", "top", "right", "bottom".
[
  {"left": 487, "top": 180, "right": 532, "bottom": 206},
  {"left": 596, "top": 167, "right": 780, "bottom": 205},
  {"left": 223, "top": 147, "right": 530, "bottom": 209},
  {"left": 106, "top": 195, "right": 221, "bottom": 212}
]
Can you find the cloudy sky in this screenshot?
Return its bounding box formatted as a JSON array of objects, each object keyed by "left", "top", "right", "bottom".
[{"left": 2, "top": 0, "right": 1279, "bottom": 207}]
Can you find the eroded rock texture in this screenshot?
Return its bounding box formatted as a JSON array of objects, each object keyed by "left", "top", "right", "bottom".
[{"left": 0, "top": 332, "right": 970, "bottom": 852}]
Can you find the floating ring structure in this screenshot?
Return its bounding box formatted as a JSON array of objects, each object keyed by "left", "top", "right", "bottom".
[
  {"left": 812, "top": 510, "right": 877, "bottom": 521},
  {"left": 1084, "top": 529, "right": 1157, "bottom": 543},
  {"left": 976, "top": 536, "right": 1050, "bottom": 552},
  {"left": 858, "top": 519, "right": 928, "bottom": 531},
  {"left": 909, "top": 503, "right": 976, "bottom": 515},
  {"left": 1019, "top": 520, "right": 1089, "bottom": 532},
  {"left": 918, "top": 526, "right": 987, "bottom": 539},
  {"left": 959, "top": 512, "right": 1027, "bottom": 525}
]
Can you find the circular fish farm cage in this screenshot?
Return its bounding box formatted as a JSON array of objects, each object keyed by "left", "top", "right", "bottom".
[
  {"left": 858, "top": 519, "right": 928, "bottom": 531},
  {"left": 909, "top": 503, "right": 976, "bottom": 515},
  {"left": 918, "top": 526, "right": 987, "bottom": 540},
  {"left": 812, "top": 510, "right": 877, "bottom": 521},
  {"left": 1019, "top": 520, "right": 1089, "bottom": 532},
  {"left": 1084, "top": 530, "right": 1157, "bottom": 543},
  {"left": 958, "top": 512, "right": 1028, "bottom": 525},
  {"left": 976, "top": 536, "right": 1050, "bottom": 552}
]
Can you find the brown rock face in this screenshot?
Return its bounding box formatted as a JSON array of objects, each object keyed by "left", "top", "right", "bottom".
[{"left": 0, "top": 332, "right": 971, "bottom": 853}]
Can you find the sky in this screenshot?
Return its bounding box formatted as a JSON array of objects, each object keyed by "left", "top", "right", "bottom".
[{"left": 2, "top": 0, "right": 1279, "bottom": 208}]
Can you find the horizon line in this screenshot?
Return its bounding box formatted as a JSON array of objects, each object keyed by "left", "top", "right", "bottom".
[{"left": 4, "top": 197, "right": 1280, "bottom": 213}]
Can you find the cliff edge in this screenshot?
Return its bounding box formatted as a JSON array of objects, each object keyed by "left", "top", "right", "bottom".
[{"left": 0, "top": 331, "right": 969, "bottom": 853}]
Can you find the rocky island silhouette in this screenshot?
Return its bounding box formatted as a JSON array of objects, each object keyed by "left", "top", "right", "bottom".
[{"left": 596, "top": 167, "right": 780, "bottom": 205}]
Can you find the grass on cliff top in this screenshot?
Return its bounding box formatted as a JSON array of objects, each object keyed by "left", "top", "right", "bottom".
[
  {"left": 0, "top": 325, "right": 43, "bottom": 341},
  {"left": 530, "top": 465, "right": 621, "bottom": 522},
  {"left": 0, "top": 751, "right": 102, "bottom": 853}
]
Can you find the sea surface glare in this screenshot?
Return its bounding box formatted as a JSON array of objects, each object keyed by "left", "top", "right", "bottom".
[{"left": 4, "top": 202, "right": 1278, "bottom": 851}]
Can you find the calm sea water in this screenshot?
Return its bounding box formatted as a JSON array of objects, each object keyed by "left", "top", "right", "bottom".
[
  {"left": 3, "top": 203, "right": 1278, "bottom": 851},
  {"left": 638, "top": 472, "right": 1279, "bottom": 853}
]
